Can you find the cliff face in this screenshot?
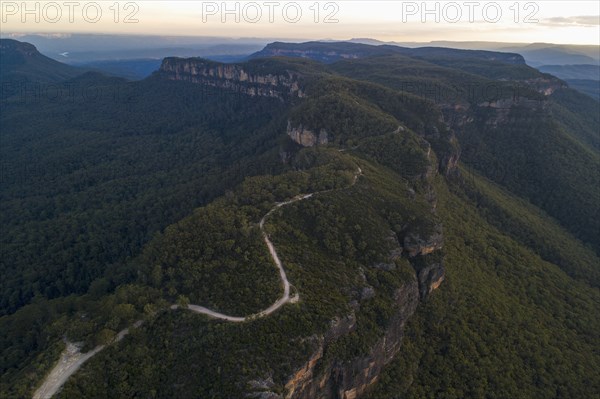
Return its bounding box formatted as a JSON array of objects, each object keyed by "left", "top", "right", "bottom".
[
  {"left": 287, "top": 122, "right": 329, "bottom": 147},
  {"left": 158, "top": 58, "right": 305, "bottom": 99},
  {"left": 283, "top": 251, "right": 444, "bottom": 399},
  {"left": 244, "top": 230, "right": 444, "bottom": 399},
  {"left": 285, "top": 280, "right": 420, "bottom": 399},
  {"left": 440, "top": 79, "right": 561, "bottom": 133},
  {"left": 403, "top": 229, "right": 443, "bottom": 258}
]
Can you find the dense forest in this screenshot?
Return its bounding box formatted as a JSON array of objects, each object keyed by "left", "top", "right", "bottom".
[
  {"left": 1, "top": 39, "right": 599, "bottom": 398},
  {"left": 366, "top": 173, "right": 600, "bottom": 398}
]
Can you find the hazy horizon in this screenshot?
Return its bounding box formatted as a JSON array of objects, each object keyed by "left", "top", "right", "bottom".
[
  {"left": 1, "top": 1, "right": 599, "bottom": 45},
  {"left": 2, "top": 32, "right": 598, "bottom": 49}
]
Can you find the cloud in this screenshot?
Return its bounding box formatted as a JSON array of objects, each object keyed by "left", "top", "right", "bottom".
[{"left": 542, "top": 15, "right": 599, "bottom": 27}]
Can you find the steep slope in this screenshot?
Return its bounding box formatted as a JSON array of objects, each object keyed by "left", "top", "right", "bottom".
[
  {"left": 366, "top": 173, "right": 600, "bottom": 398},
  {"left": 457, "top": 95, "right": 600, "bottom": 253},
  {"left": 317, "top": 49, "right": 599, "bottom": 254},
  {"left": 0, "top": 39, "right": 84, "bottom": 84}
]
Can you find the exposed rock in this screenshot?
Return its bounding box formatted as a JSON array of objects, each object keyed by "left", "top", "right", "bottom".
[
  {"left": 287, "top": 122, "right": 329, "bottom": 147},
  {"left": 417, "top": 262, "right": 446, "bottom": 300},
  {"left": 269, "top": 211, "right": 444, "bottom": 399},
  {"left": 284, "top": 341, "right": 324, "bottom": 398},
  {"left": 248, "top": 376, "right": 276, "bottom": 391},
  {"left": 439, "top": 132, "right": 461, "bottom": 176},
  {"left": 474, "top": 96, "right": 546, "bottom": 128},
  {"left": 477, "top": 97, "right": 543, "bottom": 110},
  {"left": 284, "top": 315, "right": 357, "bottom": 399},
  {"left": 158, "top": 58, "right": 305, "bottom": 100},
  {"left": 285, "top": 280, "right": 420, "bottom": 399},
  {"left": 522, "top": 77, "right": 566, "bottom": 96},
  {"left": 403, "top": 228, "right": 443, "bottom": 257}
]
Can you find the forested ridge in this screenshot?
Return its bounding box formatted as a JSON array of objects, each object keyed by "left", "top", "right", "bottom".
[
  {"left": 1, "top": 39, "right": 599, "bottom": 398},
  {"left": 1, "top": 77, "right": 290, "bottom": 315}
]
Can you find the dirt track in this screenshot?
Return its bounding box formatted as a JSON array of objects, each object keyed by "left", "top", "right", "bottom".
[{"left": 33, "top": 167, "right": 361, "bottom": 398}]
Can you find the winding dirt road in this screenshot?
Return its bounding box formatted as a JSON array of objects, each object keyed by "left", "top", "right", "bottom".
[
  {"left": 32, "top": 321, "right": 143, "bottom": 399},
  {"left": 175, "top": 166, "right": 361, "bottom": 321},
  {"left": 172, "top": 193, "right": 315, "bottom": 321},
  {"left": 33, "top": 167, "right": 361, "bottom": 398}
]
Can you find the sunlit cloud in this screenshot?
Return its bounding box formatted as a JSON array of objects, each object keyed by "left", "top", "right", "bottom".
[
  {"left": 0, "top": 1, "right": 598, "bottom": 45},
  {"left": 542, "top": 15, "right": 600, "bottom": 27}
]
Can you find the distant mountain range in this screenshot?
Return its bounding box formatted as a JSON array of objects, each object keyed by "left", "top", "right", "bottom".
[
  {"left": 0, "top": 33, "right": 271, "bottom": 63},
  {"left": 250, "top": 41, "right": 526, "bottom": 64},
  {"left": 349, "top": 38, "right": 600, "bottom": 66},
  {"left": 3, "top": 33, "right": 597, "bottom": 66},
  {"left": 0, "top": 39, "right": 84, "bottom": 83}
]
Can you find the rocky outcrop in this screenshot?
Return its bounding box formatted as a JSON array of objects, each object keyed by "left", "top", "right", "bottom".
[
  {"left": 285, "top": 280, "right": 420, "bottom": 399},
  {"left": 284, "top": 342, "right": 325, "bottom": 398},
  {"left": 287, "top": 122, "right": 329, "bottom": 147},
  {"left": 158, "top": 58, "right": 305, "bottom": 100},
  {"left": 403, "top": 228, "right": 444, "bottom": 258},
  {"left": 522, "top": 77, "right": 566, "bottom": 96},
  {"left": 416, "top": 262, "right": 445, "bottom": 300}
]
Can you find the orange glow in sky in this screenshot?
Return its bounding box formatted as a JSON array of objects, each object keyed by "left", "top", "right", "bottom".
[{"left": 1, "top": 1, "right": 598, "bottom": 45}]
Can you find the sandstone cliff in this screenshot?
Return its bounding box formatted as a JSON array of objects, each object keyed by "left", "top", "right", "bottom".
[
  {"left": 284, "top": 280, "right": 420, "bottom": 399},
  {"left": 281, "top": 250, "right": 444, "bottom": 399},
  {"left": 243, "top": 227, "right": 444, "bottom": 399},
  {"left": 286, "top": 122, "right": 329, "bottom": 147},
  {"left": 158, "top": 58, "right": 306, "bottom": 99}
]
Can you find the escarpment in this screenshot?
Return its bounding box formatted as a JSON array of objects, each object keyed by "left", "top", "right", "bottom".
[
  {"left": 284, "top": 280, "right": 420, "bottom": 399},
  {"left": 159, "top": 52, "right": 453, "bottom": 399},
  {"left": 244, "top": 163, "right": 445, "bottom": 399},
  {"left": 286, "top": 122, "right": 329, "bottom": 147},
  {"left": 275, "top": 237, "right": 444, "bottom": 399},
  {"left": 158, "top": 57, "right": 306, "bottom": 99}
]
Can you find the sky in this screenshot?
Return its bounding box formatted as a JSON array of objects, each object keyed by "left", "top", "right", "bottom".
[{"left": 1, "top": 1, "right": 599, "bottom": 45}]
